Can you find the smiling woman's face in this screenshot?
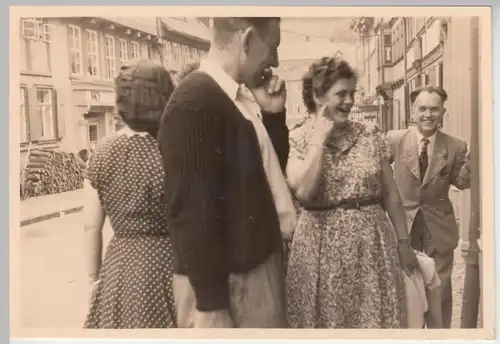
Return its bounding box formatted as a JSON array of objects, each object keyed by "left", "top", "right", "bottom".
[
  {"left": 412, "top": 91, "right": 445, "bottom": 136},
  {"left": 316, "top": 77, "right": 357, "bottom": 126}
]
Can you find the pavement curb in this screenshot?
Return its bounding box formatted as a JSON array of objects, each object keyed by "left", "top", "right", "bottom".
[{"left": 20, "top": 206, "right": 84, "bottom": 227}]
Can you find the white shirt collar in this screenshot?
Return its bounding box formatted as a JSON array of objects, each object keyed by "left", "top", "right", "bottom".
[
  {"left": 199, "top": 59, "right": 257, "bottom": 103},
  {"left": 199, "top": 59, "right": 240, "bottom": 101},
  {"left": 414, "top": 127, "right": 437, "bottom": 146}
]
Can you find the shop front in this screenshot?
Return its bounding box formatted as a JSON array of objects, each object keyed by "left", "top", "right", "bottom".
[{"left": 72, "top": 86, "right": 116, "bottom": 153}]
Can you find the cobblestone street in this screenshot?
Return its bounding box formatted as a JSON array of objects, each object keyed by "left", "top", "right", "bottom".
[{"left": 18, "top": 211, "right": 469, "bottom": 329}]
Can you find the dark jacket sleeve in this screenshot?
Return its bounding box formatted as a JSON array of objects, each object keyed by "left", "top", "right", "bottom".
[
  {"left": 157, "top": 98, "right": 229, "bottom": 312},
  {"left": 261, "top": 109, "right": 289, "bottom": 173}
]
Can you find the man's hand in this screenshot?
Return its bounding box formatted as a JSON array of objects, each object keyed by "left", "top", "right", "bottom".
[
  {"left": 194, "top": 309, "right": 235, "bottom": 328},
  {"left": 249, "top": 75, "right": 287, "bottom": 114}
]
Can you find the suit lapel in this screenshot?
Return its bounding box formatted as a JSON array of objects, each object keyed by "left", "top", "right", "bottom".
[
  {"left": 422, "top": 131, "right": 448, "bottom": 186},
  {"left": 401, "top": 130, "right": 420, "bottom": 181}
]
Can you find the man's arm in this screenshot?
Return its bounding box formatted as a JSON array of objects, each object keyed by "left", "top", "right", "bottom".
[
  {"left": 262, "top": 109, "right": 289, "bottom": 173},
  {"left": 384, "top": 129, "right": 397, "bottom": 165},
  {"left": 158, "top": 99, "right": 229, "bottom": 312},
  {"left": 451, "top": 141, "right": 471, "bottom": 190}
]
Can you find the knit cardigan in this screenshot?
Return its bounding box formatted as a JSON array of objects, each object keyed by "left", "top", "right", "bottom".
[{"left": 157, "top": 71, "right": 290, "bottom": 312}]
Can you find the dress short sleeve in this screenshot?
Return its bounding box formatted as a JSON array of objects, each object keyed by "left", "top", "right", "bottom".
[{"left": 365, "top": 122, "right": 393, "bottom": 162}]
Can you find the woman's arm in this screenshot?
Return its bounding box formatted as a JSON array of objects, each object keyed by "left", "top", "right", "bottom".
[
  {"left": 83, "top": 178, "right": 105, "bottom": 282},
  {"left": 380, "top": 159, "right": 409, "bottom": 241},
  {"left": 287, "top": 117, "right": 333, "bottom": 203}
]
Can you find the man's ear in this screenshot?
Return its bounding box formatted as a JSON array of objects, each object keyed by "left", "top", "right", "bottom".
[{"left": 242, "top": 27, "right": 256, "bottom": 54}]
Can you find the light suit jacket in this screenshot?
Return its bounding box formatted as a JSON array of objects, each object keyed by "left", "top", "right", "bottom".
[{"left": 386, "top": 128, "right": 471, "bottom": 253}]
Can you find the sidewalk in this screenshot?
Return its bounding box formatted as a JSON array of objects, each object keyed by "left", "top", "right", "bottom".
[{"left": 20, "top": 189, "right": 84, "bottom": 227}]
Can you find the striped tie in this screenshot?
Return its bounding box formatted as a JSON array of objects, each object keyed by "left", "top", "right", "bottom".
[{"left": 419, "top": 138, "right": 430, "bottom": 183}]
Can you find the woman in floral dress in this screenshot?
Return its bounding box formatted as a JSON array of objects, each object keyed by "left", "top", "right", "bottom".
[
  {"left": 83, "top": 60, "right": 177, "bottom": 329},
  {"left": 285, "top": 57, "right": 418, "bottom": 328}
]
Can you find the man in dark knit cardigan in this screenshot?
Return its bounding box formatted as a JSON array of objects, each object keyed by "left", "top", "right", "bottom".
[{"left": 157, "top": 17, "right": 296, "bottom": 328}]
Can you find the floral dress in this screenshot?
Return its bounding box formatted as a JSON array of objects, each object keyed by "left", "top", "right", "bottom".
[
  {"left": 286, "top": 119, "right": 406, "bottom": 329},
  {"left": 84, "top": 129, "right": 176, "bottom": 329}
]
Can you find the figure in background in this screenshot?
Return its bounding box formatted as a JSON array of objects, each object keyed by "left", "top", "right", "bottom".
[
  {"left": 83, "top": 59, "right": 177, "bottom": 329},
  {"left": 386, "top": 85, "right": 471, "bottom": 328}
]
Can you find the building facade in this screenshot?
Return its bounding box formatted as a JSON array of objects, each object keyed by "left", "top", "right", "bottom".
[
  {"left": 275, "top": 59, "right": 313, "bottom": 129},
  {"left": 352, "top": 16, "right": 445, "bottom": 132},
  {"left": 19, "top": 16, "right": 210, "bottom": 172}
]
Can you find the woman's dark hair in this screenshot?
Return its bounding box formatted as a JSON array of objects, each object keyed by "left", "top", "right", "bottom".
[
  {"left": 115, "top": 59, "right": 175, "bottom": 136},
  {"left": 302, "top": 57, "right": 357, "bottom": 113}
]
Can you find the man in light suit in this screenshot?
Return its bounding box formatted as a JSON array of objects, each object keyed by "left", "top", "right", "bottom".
[{"left": 386, "top": 86, "right": 471, "bottom": 328}]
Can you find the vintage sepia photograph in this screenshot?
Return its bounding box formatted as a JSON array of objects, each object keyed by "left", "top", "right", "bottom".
[{"left": 10, "top": 6, "right": 494, "bottom": 340}]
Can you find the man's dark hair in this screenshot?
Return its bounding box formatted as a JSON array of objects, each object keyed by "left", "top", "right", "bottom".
[
  {"left": 410, "top": 85, "right": 448, "bottom": 106},
  {"left": 212, "top": 17, "right": 281, "bottom": 46}
]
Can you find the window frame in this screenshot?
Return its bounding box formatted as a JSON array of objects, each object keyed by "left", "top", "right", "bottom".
[
  {"left": 68, "top": 25, "right": 83, "bottom": 76},
  {"left": 85, "top": 29, "right": 100, "bottom": 77},
  {"left": 130, "top": 41, "right": 140, "bottom": 60},
  {"left": 35, "top": 87, "right": 56, "bottom": 140},
  {"left": 119, "top": 38, "right": 128, "bottom": 65},
  {"left": 20, "top": 86, "right": 30, "bottom": 143},
  {"left": 104, "top": 34, "right": 116, "bottom": 80}
]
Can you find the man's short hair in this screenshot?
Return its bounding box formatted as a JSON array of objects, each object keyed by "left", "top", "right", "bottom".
[
  {"left": 410, "top": 85, "right": 448, "bottom": 106},
  {"left": 211, "top": 17, "right": 280, "bottom": 46}
]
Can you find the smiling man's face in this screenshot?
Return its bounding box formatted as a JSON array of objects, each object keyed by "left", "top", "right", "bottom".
[{"left": 412, "top": 90, "right": 445, "bottom": 136}]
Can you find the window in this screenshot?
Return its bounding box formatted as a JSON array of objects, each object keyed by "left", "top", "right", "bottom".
[
  {"left": 199, "top": 50, "right": 207, "bottom": 59},
  {"left": 119, "top": 39, "right": 128, "bottom": 65},
  {"left": 86, "top": 30, "right": 99, "bottom": 77},
  {"left": 164, "top": 41, "right": 172, "bottom": 68},
  {"left": 88, "top": 123, "right": 99, "bottom": 150},
  {"left": 88, "top": 124, "right": 98, "bottom": 142},
  {"left": 383, "top": 33, "right": 392, "bottom": 63},
  {"left": 20, "top": 87, "right": 29, "bottom": 142},
  {"left": 148, "top": 45, "right": 161, "bottom": 64},
  {"left": 21, "top": 18, "right": 53, "bottom": 42},
  {"left": 104, "top": 35, "right": 116, "bottom": 79},
  {"left": 36, "top": 88, "right": 55, "bottom": 140},
  {"left": 190, "top": 47, "right": 198, "bottom": 61},
  {"left": 20, "top": 18, "right": 52, "bottom": 73},
  {"left": 172, "top": 43, "right": 181, "bottom": 69},
  {"left": 131, "top": 41, "right": 140, "bottom": 60},
  {"left": 181, "top": 45, "right": 190, "bottom": 66},
  {"left": 68, "top": 25, "right": 82, "bottom": 75}
]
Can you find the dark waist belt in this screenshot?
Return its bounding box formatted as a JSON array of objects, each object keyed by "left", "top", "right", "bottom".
[{"left": 301, "top": 198, "right": 381, "bottom": 211}]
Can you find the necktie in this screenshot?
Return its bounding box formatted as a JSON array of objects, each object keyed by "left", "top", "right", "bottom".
[{"left": 419, "top": 138, "right": 430, "bottom": 183}]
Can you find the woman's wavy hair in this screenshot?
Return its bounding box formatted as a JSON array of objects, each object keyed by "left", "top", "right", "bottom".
[
  {"left": 115, "top": 59, "right": 175, "bottom": 136},
  {"left": 301, "top": 56, "right": 357, "bottom": 114}
]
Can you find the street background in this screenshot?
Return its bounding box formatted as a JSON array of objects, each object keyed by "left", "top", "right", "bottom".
[
  {"left": 17, "top": 15, "right": 481, "bottom": 330},
  {"left": 18, "top": 190, "right": 467, "bottom": 329}
]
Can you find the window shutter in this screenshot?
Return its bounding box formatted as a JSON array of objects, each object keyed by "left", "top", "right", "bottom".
[
  {"left": 27, "top": 87, "right": 42, "bottom": 141},
  {"left": 52, "top": 89, "right": 64, "bottom": 139}
]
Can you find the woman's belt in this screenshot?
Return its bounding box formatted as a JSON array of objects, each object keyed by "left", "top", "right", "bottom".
[{"left": 301, "top": 197, "right": 381, "bottom": 211}]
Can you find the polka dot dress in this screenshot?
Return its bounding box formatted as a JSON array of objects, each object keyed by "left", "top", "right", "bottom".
[{"left": 84, "top": 131, "right": 176, "bottom": 329}]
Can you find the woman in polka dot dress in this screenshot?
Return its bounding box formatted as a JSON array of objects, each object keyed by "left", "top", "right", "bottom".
[{"left": 83, "top": 59, "right": 177, "bottom": 329}]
